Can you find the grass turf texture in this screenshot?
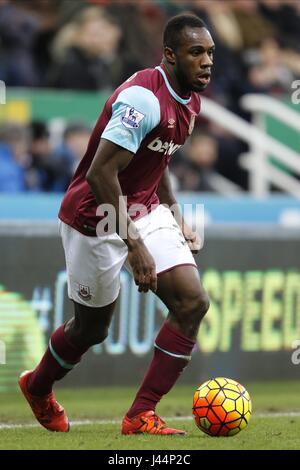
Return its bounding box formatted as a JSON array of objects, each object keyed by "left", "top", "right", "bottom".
[{"left": 0, "top": 381, "right": 300, "bottom": 450}]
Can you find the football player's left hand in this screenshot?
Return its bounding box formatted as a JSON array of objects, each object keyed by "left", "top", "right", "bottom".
[{"left": 182, "top": 223, "right": 203, "bottom": 254}]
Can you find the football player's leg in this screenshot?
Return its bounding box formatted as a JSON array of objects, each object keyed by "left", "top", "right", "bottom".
[
  {"left": 27, "top": 300, "right": 117, "bottom": 397},
  {"left": 126, "top": 265, "right": 209, "bottom": 419},
  {"left": 25, "top": 221, "right": 127, "bottom": 396},
  {"left": 155, "top": 265, "right": 209, "bottom": 340},
  {"left": 65, "top": 300, "right": 116, "bottom": 350},
  {"left": 19, "top": 222, "right": 127, "bottom": 431},
  {"left": 19, "top": 300, "right": 117, "bottom": 433}
]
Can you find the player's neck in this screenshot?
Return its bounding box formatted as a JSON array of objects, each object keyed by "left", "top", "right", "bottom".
[{"left": 161, "top": 61, "right": 191, "bottom": 99}]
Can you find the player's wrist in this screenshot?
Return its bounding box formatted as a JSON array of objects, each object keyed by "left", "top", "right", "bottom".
[{"left": 125, "top": 236, "right": 144, "bottom": 251}]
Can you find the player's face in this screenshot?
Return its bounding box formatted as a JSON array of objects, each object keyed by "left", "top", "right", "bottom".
[{"left": 173, "top": 27, "right": 215, "bottom": 93}]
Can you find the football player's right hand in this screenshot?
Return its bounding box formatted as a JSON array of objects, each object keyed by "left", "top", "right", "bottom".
[{"left": 127, "top": 240, "right": 157, "bottom": 293}]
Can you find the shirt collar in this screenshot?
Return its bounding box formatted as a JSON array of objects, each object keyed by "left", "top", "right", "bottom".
[{"left": 156, "top": 65, "right": 191, "bottom": 105}]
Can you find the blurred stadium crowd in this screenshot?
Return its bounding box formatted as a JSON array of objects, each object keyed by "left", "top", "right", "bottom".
[{"left": 0, "top": 0, "right": 300, "bottom": 193}]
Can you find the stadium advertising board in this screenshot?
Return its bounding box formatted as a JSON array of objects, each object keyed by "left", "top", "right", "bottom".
[{"left": 0, "top": 226, "right": 299, "bottom": 391}]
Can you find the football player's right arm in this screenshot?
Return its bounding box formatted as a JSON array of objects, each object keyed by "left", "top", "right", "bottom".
[
  {"left": 86, "top": 139, "right": 157, "bottom": 294},
  {"left": 86, "top": 86, "right": 160, "bottom": 293}
]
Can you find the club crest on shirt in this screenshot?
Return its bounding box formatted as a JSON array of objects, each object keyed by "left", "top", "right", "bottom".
[
  {"left": 188, "top": 114, "right": 196, "bottom": 135},
  {"left": 77, "top": 284, "right": 92, "bottom": 301},
  {"left": 121, "top": 106, "right": 145, "bottom": 129}
]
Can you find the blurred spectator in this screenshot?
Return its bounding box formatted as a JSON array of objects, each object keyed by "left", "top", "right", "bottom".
[
  {"left": 26, "top": 121, "right": 66, "bottom": 192},
  {"left": 188, "top": 1, "right": 251, "bottom": 113},
  {"left": 214, "top": 129, "right": 249, "bottom": 190},
  {"left": 126, "top": 1, "right": 167, "bottom": 67},
  {"left": 0, "top": 120, "right": 91, "bottom": 193},
  {"left": 0, "top": 123, "right": 29, "bottom": 192},
  {"left": 27, "top": 0, "right": 61, "bottom": 85},
  {"left": 194, "top": 0, "right": 243, "bottom": 52},
  {"left": 0, "top": 1, "right": 299, "bottom": 194},
  {"left": 48, "top": 7, "right": 126, "bottom": 91},
  {"left": 170, "top": 130, "right": 218, "bottom": 192},
  {"left": 231, "top": 0, "right": 276, "bottom": 51},
  {"left": 0, "top": 0, "right": 40, "bottom": 86},
  {"left": 246, "top": 37, "right": 295, "bottom": 94},
  {"left": 259, "top": 0, "right": 300, "bottom": 51},
  {"left": 51, "top": 122, "right": 92, "bottom": 191}
]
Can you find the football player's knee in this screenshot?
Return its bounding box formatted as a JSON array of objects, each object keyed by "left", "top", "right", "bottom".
[
  {"left": 197, "top": 292, "right": 210, "bottom": 319},
  {"left": 180, "top": 292, "right": 210, "bottom": 323}
]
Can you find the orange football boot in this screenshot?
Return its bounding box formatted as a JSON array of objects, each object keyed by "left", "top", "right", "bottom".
[
  {"left": 18, "top": 371, "right": 69, "bottom": 433},
  {"left": 122, "top": 410, "right": 186, "bottom": 435}
]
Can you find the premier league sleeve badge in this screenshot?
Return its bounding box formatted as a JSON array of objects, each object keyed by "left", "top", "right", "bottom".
[{"left": 121, "top": 106, "right": 145, "bottom": 129}]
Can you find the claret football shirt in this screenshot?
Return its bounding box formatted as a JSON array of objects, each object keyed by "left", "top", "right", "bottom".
[{"left": 59, "top": 64, "right": 201, "bottom": 236}]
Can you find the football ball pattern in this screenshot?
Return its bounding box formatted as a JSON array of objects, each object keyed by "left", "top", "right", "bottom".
[{"left": 192, "top": 377, "right": 252, "bottom": 437}]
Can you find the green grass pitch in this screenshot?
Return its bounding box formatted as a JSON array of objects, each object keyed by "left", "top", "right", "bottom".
[{"left": 0, "top": 381, "right": 300, "bottom": 450}]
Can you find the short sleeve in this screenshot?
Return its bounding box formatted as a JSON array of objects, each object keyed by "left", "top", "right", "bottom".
[{"left": 101, "top": 85, "right": 160, "bottom": 154}]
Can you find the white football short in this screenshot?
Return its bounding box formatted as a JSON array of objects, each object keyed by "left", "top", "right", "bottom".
[{"left": 59, "top": 204, "right": 197, "bottom": 308}]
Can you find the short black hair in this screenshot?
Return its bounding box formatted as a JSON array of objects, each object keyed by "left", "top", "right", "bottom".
[
  {"left": 163, "top": 14, "right": 206, "bottom": 51},
  {"left": 29, "top": 121, "right": 49, "bottom": 140}
]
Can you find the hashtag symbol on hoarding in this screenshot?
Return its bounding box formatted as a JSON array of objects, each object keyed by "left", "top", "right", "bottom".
[
  {"left": 0, "top": 81, "right": 6, "bottom": 105},
  {"left": 0, "top": 341, "right": 6, "bottom": 365}
]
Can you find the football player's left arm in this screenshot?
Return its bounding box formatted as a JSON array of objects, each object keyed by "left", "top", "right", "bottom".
[{"left": 157, "top": 168, "right": 202, "bottom": 254}]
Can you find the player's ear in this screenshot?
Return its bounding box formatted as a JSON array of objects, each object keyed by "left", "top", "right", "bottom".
[{"left": 164, "top": 46, "right": 176, "bottom": 65}]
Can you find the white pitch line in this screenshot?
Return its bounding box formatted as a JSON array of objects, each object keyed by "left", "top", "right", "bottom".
[{"left": 1, "top": 412, "right": 300, "bottom": 430}]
